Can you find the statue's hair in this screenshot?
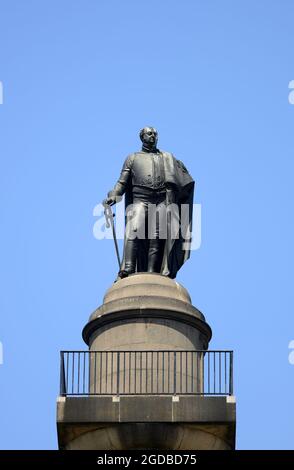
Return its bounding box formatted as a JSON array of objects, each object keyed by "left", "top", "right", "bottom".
[{"left": 139, "top": 126, "right": 158, "bottom": 141}]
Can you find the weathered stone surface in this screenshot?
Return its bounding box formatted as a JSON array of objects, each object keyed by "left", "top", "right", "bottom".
[
  {"left": 103, "top": 273, "right": 192, "bottom": 304},
  {"left": 57, "top": 395, "right": 236, "bottom": 450},
  {"left": 83, "top": 273, "right": 212, "bottom": 350}
]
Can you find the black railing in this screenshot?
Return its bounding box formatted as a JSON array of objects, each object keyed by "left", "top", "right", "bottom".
[{"left": 60, "top": 350, "right": 233, "bottom": 397}]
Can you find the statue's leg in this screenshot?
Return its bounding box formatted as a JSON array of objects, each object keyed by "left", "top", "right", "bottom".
[
  {"left": 120, "top": 200, "right": 146, "bottom": 276},
  {"left": 122, "top": 238, "right": 137, "bottom": 274},
  {"left": 147, "top": 197, "right": 166, "bottom": 273},
  {"left": 135, "top": 200, "right": 149, "bottom": 272},
  {"left": 147, "top": 239, "right": 165, "bottom": 272}
]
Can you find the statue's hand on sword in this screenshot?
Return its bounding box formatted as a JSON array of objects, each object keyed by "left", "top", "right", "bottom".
[
  {"left": 102, "top": 198, "right": 121, "bottom": 270},
  {"left": 102, "top": 199, "right": 115, "bottom": 229},
  {"left": 102, "top": 197, "right": 116, "bottom": 207}
]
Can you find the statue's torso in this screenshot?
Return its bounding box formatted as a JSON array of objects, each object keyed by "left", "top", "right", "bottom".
[{"left": 130, "top": 151, "right": 166, "bottom": 190}]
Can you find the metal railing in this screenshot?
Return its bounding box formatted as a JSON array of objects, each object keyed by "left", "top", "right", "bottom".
[{"left": 60, "top": 350, "right": 233, "bottom": 397}]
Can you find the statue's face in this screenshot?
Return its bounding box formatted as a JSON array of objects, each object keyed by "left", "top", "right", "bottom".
[{"left": 141, "top": 128, "right": 158, "bottom": 147}]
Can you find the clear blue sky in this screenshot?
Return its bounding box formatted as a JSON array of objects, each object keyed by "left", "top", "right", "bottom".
[{"left": 0, "top": 0, "right": 294, "bottom": 450}]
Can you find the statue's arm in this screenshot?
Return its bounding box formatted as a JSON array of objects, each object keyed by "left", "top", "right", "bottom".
[{"left": 105, "top": 154, "right": 134, "bottom": 205}]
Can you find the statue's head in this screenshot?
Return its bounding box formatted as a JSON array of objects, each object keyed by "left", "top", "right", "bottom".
[{"left": 139, "top": 126, "right": 158, "bottom": 148}]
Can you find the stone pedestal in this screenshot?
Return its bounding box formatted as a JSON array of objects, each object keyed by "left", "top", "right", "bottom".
[
  {"left": 83, "top": 273, "right": 211, "bottom": 351},
  {"left": 57, "top": 273, "right": 236, "bottom": 450}
]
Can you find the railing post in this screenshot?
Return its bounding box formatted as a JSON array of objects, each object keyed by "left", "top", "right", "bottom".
[
  {"left": 201, "top": 351, "right": 205, "bottom": 395},
  {"left": 60, "top": 352, "right": 66, "bottom": 396},
  {"left": 173, "top": 351, "right": 177, "bottom": 395},
  {"left": 116, "top": 351, "right": 120, "bottom": 395},
  {"left": 229, "top": 351, "right": 234, "bottom": 395}
]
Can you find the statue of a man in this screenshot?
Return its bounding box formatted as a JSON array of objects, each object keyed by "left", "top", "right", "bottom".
[{"left": 104, "top": 127, "right": 195, "bottom": 279}]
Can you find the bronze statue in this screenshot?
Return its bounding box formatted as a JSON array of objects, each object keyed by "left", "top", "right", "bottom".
[{"left": 104, "top": 127, "right": 194, "bottom": 279}]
